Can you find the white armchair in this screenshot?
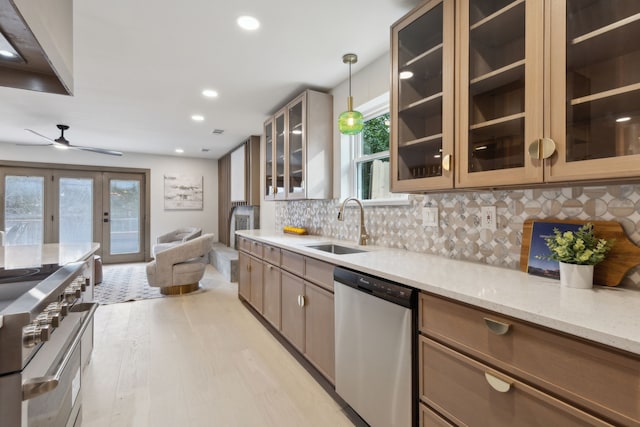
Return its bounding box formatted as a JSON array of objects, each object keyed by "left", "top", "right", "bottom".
[
  {"left": 152, "top": 227, "right": 202, "bottom": 257},
  {"left": 146, "top": 233, "right": 214, "bottom": 295}
]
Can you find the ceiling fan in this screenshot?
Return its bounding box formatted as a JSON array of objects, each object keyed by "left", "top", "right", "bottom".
[{"left": 21, "top": 124, "right": 123, "bottom": 156}]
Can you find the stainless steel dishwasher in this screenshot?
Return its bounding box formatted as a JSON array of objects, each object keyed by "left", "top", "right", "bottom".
[{"left": 334, "top": 266, "right": 417, "bottom": 427}]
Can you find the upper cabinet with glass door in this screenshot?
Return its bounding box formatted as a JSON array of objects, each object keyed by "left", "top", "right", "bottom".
[
  {"left": 457, "top": 0, "right": 545, "bottom": 188},
  {"left": 263, "top": 118, "right": 275, "bottom": 200},
  {"left": 547, "top": 0, "right": 640, "bottom": 181},
  {"left": 391, "top": 0, "right": 455, "bottom": 191},
  {"left": 262, "top": 89, "right": 332, "bottom": 201}
]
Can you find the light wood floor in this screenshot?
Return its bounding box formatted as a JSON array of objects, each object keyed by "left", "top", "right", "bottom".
[{"left": 82, "top": 265, "right": 355, "bottom": 427}]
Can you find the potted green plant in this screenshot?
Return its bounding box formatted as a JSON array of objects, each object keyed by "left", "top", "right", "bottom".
[{"left": 538, "top": 223, "right": 614, "bottom": 288}]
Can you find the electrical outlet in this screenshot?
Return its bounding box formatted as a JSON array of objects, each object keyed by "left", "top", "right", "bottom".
[
  {"left": 480, "top": 206, "right": 497, "bottom": 231},
  {"left": 422, "top": 206, "right": 439, "bottom": 227}
]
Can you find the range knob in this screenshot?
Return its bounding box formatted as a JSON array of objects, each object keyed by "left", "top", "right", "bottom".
[
  {"left": 35, "top": 312, "right": 61, "bottom": 328},
  {"left": 23, "top": 324, "right": 51, "bottom": 347},
  {"left": 64, "top": 288, "right": 77, "bottom": 304},
  {"left": 47, "top": 302, "right": 69, "bottom": 318}
]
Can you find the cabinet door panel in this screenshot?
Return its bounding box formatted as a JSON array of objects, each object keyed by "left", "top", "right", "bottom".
[
  {"left": 304, "top": 282, "right": 335, "bottom": 383},
  {"left": 238, "top": 251, "right": 250, "bottom": 301},
  {"left": 457, "top": 0, "right": 544, "bottom": 187},
  {"left": 273, "top": 109, "right": 286, "bottom": 200},
  {"left": 391, "top": 0, "right": 455, "bottom": 191},
  {"left": 548, "top": 0, "right": 640, "bottom": 181},
  {"left": 249, "top": 257, "right": 263, "bottom": 313},
  {"left": 264, "top": 118, "right": 276, "bottom": 200},
  {"left": 280, "top": 271, "right": 305, "bottom": 351},
  {"left": 263, "top": 263, "right": 281, "bottom": 329}
]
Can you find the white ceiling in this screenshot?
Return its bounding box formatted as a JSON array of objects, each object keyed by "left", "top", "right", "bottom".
[{"left": 0, "top": 0, "right": 420, "bottom": 159}]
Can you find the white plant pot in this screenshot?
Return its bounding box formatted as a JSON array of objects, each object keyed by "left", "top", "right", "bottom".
[{"left": 559, "top": 262, "right": 594, "bottom": 289}]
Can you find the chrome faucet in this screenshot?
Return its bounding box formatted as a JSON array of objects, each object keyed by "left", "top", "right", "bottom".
[{"left": 338, "top": 197, "right": 369, "bottom": 245}]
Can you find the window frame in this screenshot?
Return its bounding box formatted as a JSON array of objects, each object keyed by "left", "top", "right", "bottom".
[{"left": 344, "top": 93, "right": 408, "bottom": 206}]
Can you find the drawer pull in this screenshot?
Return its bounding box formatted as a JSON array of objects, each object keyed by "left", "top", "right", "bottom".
[
  {"left": 484, "top": 372, "right": 512, "bottom": 393},
  {"left": 483, "top": 317, "right": 510, "bottom": 335}
]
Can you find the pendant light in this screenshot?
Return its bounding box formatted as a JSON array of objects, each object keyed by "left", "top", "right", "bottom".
[{"left": 338, "top": 53, "right": 364, "bottom": 135}]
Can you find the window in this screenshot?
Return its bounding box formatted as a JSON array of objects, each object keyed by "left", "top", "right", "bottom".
[{"left": 344, "top": 94, "right": 407, "bottom": 204}]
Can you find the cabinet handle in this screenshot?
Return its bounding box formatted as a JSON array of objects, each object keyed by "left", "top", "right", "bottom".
[
  {"left": 297, "top": 295, "right": 301, "bottom": 306},
  {"left": 247, "top": 264, "right": 251, "bottom": 272},
  {"left": 442, "top": 154, "right": 452, "bottom": 172},
  {"left": 484, "top": 372, "right": 512, "bottom": 393},
  {"left": 299, "top": 295, "right": 305, "bottom": 307},
  {"left": 273, "top": 186, "right": 278, "bottom": 194},
  {"left": 267, "top": 265, "right": 273, "bottom": 271},
  {"left": 483, "top": 318, "right": 510, "bottom": 335},
  {"left": 527, "top": 138, "right": 556, "bottom": 160}
]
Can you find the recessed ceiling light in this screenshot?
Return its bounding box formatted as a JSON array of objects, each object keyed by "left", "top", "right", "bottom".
[
  {"left": 616, "top": 116, "right": 631, "bottom": 123},
  {"left": 237, "top": 16, "right": 260, "bottom": 31},
  {"left": 0, "top": 50, "right": 16, "bottom": 58},
  {"left": 175, "top": 148, "right": 184, "bottom": 154},
  {"left": 191, "top": 114, "right": 205, "bottom": 122},
  {"left": 202, "top": 89, "right": 218, "bottom": 98},
  {"left": 399, "top": 71, "right": 414, "bottom": 79}
]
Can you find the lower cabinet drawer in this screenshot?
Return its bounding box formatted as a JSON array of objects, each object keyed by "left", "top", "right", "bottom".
[
  {"left": 420, "top": 402, "right": 454, "bottom": 427},
  {"left": 281, "top": 249, "right": 304, "bottom": 276},
  {"left": 263, "top": 244, "right": 281, "bottom": 266},
  {"left": 419, "top": 336, "right": 613, "bottom": 427},
  {"left": 419, "top": 292, "right": 640, "bottom": 426},
  {"left": 304, "top": 257, "right": 334, "bottom": 291}
]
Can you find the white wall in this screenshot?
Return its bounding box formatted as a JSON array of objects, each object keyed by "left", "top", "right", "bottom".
[
  {"left": 0, "top": 143, "right": 219, "bottom": 248},
  {"left": 259, "top": 52, "right": 391, "bottom": 230}
]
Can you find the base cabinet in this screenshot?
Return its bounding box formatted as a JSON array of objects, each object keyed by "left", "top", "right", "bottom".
[
  {"left": 418, "top": 292, "right": 640, "bottom": 426},
  {"left": 280, "top": 270, "right": 306, "bottom": 352},
  {"left": 238, "top": 237, "right": 336, "bottom": 384},
  {"left": 303, "top": 282, "right": 335, "bottom": 383}
]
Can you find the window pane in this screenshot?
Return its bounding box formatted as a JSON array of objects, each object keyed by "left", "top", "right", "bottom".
[
  {"left": 362, "top": 113, "right": 391, "bottom": 155},
  {"left": 357, "top": 158, "right": 392, "bottom": 200},
  {"left": 59, "top": 178, "right": 93, "bottom": 243},
  {"left": 110, "top": 179, "right": 140, "bottom": 254}
]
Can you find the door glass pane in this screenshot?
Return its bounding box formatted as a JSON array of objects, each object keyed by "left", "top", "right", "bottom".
[
  {"left": 4, "top": 176, "right": 44, "bottom": 245},
  {"left": 565, "top": 0, "right": 640, "bottom": 162},
  {"left": 467, "top": 0, "right": 526, "bottom": 172},
  {"left": 264, "top": 120, "right": 274, "bottom": 197},
  {"left": 59, "top": 178, "right": 93, "bottom": 243},
  {"left": 288, "top": 100, "right": 304, "bottom": 195},
  {"left": 396, "top": 3, "right": 444, "bottom": 181},
  {"left": 109, "top": 179, "right": 140, "bottom": 254},
  {"left": 275, "top": 113, "right": 285, "bottom": 195}
]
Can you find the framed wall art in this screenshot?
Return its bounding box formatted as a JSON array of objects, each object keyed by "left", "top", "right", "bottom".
[{"left": 163, "top": 174, "right": 203, "bottom": 210}]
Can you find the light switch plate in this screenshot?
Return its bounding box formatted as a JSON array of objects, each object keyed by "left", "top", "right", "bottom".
[
  {"left": 422, "top": 206, "right": 439, "bottom": 227},
  {"left": 481, "top": 206, "right": 497, "bottom": 231}
]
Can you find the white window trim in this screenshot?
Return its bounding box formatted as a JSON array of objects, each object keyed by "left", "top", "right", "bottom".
[{"left": 341, "top": 92, "right": 409, "bottom": 206}]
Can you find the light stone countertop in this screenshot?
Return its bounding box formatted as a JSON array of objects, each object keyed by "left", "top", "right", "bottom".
[
  {"left": 0, "top": 242, "right": 100, "bottom": 269},
  {"left": 237, "top": 230, "right": 640, "bottom": 356}
]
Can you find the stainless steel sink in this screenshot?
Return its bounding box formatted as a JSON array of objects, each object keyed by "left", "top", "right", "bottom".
[{"left": 306, "top": 244, "right": 367, "bottom": 255}]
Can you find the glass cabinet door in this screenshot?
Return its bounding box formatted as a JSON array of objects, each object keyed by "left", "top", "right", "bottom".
[
  {"left": 391, "top": 0, "right": 455, "bottom": 191},
  {"left": 287, "top": 95, "right": 305, "bottom": 199},
  {"left": 274, "top": 110, "right": 286, "bottom": 200},
  {"left": 457, "top": 0, "right": 544, "bottom": 187},
  {"left": 548, "top": 0, "right": 640, "bottom": 181},
  {"left": 263, "top": 118, "right": 275, "bottom": 200}
]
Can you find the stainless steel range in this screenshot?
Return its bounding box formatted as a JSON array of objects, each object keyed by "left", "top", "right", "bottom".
[{"left": 0, "top": 260, "right": 97, "bottom": 427}]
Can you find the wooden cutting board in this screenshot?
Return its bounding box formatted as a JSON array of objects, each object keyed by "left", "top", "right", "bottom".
[{"left": 520, "top": 219, "right": 640, "bottom": 286}]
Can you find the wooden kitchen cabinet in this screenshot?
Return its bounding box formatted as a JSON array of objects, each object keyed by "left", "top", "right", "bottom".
[
  {"left": 391, "top": 0, "right": 640, "bottom": 192},
  {"left": 418, "top": 292, "right": 640, "bottom": 426},
  {"left": 238, "top": 250, "right": 251, "bottom": 301},
  {"left": 249, "top": 257, "right": 264, "bottom": 313},
  {"left": 263, "top": 261, "right": 281, "bottom": 329},
  {"left": 263, "top": 89, "right": 333, "bottom": 200},
  {"left": 280, "top": 270, "right": 305, "bottom": 351},
  {"left": 391, "top": 0, "right": 455, "bottom": 191},
  {"left": 304, "top": 281, "right": 335, "bottom": 383}
]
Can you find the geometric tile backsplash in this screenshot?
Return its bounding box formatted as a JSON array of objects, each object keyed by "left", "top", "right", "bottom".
[{"left": 275, "top": 184, "right": 640, "bottom": 290}]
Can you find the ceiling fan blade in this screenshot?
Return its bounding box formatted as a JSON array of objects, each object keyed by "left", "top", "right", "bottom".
[
  {"left": 74, "top": 145, "right": 123, "bottom": 156},
  {"left": 24, "top": 128, "right": 56, "bottom": 143},
  {"left": 16, "top": 142, "right": 52, "bottom": 146}
]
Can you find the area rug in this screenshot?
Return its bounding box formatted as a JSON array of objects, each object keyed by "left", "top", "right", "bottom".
[{"left": 93, "top": 263, "right": 162, "bottom": 305}]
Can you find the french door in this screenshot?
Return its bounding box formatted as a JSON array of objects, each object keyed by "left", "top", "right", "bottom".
[{"left": 1, "top": 167, "right": 147, "bottom": 263}]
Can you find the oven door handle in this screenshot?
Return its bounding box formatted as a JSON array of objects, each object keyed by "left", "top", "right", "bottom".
[{"left": 22, "top": 302, "right": 98, "bottom": 401}]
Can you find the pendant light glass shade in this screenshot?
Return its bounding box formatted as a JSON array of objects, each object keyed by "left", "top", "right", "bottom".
[{"left": 338, "top": 53, "right": 364, "bottom": 135}]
